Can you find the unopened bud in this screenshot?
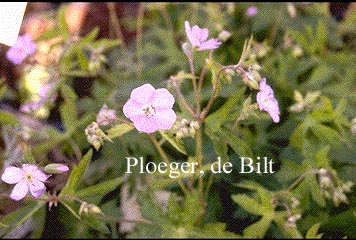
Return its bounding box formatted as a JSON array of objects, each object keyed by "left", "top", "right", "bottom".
[
  {"left": 190, "top": 121, "right": 199, "bottom": 130},
  {"left": 44, "top": 163, "right": 69, "bottom": 174},
  {"left": 342, "top": 181, "right": 353, "bottom": 192},
  {"left": 182, "top": 42, "right": 193, "bottom": 57},
  {"left": 218, "top": 30, "right": 232, "bottom": 42},
  {"left": 292, "top": 45, "right": 303, "bottom": 57},
  {"left": 79, "top": 202, "right": 103, "bottom": 215},
  {"left": 291, "top": 197, "right": 300, "bottom": 208},
  {"left": 96, "top": 104, "right": 117, "bottom": 126}
]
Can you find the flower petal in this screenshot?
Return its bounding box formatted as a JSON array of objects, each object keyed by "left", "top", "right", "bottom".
[
  {"left": 10, "top": 181, "right": 29, "bottom": 201},
  {"left": 123, "top": 98, "right": 143, "bottom": 120},
  {"left": 152, "top": 88, "right": 175, "bottom": 109},
  {"left": 1, "top": 166, "right": 24, "bottom": 184},
  {"left": 153, "top": 109, "right": 177, "bottom": 130},
  {"left": 185, "top": 21, "right": 200, "bottom": 47},
  {"left": 130, "top": 84, "right": 155, "bottom": 104},
  {"left": 29, "top": 180, "right": 46, "bottom": 198},
  {"left": 133, "top": 116, "right": 158, "bottom": 134},
  {"left": 192, "top": 25, "right": 209, "bottom": 42},
  {"left": 198, "top": 39, "right": 221, "bottom": 51},
  {"left": 22, "top": 164, "right": 50, "bottom": 182}
]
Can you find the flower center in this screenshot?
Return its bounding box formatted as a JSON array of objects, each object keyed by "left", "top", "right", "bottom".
[
  {"left": 24, "top": 173, "right": 33, "bottom": 183},
  {"left": 142, "top": 104, "right": 156, "bottom": 117}
]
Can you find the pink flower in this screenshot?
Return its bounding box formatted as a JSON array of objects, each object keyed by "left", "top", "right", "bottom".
[
  {"left": 96, "top": 104, "right": 117, "bottom": 126},
  {"left": 1, "top": 164, "right": 51, "bottom": 201},
  {"left": 20, "top": 83, "right": 57, "bottom": 113},
  {"left": 184, "top": 21, "right": 221, "bottom": 51},
  {"left": 6, "top": 33, "right": 37, "bottom": 65},
  {"left": 256, "top": 78, "right": 280, "bottom": 123},
  {"left": 246, "top": 6, "right": 258, "bottom": 17},
  {"left": 123, "top": 84, "right": 177, "bottom": 133}
]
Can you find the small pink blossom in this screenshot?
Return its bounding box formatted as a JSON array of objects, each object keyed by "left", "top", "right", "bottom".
[
  {"left": 20, "top": 83, "right": 57, "bottom": 113},
  {"left": 123, "top": 84, "right": 177, "bottom": 134},
  {"left": 96, "top": 104, "right": 117, "bottom": 126},
  {"left": 184, "top": 21, "right": 221, "bottom": 51},
  {"left": 256, "top": 78, "right": 280, "bottom": 123},
  {"left": 6, "top": 33, "right": 37, "bottom": 65},
  {"left": 1, "top": 164, "right": 51, "bottom": 201},
  {"left": 246, "top": 6, "right": 258, "bottom": 17}
]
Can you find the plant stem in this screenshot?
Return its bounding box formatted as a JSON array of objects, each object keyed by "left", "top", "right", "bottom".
[
  {"left": 200, "top": 64, "right": 235, "bottom": 121},
  {"left": 188, "top": 55, "right": 199, "bottom": 115},
  {"left": 197, "top": 51, "right": 213, "bottom": 116},
  {"left": 287, "top": 169, "right": 320, "bottom": 191},
  {"left": 195, "top": 127, "right": 206, "bottom": 219},
  {"left": 148, "top": 134, "right": 189, "bottom": 195},
  {"left": 107, "top": 2, "right": 127, "bottom": 49},
  {"left": 136, "top": 2, "right": 145, "bottom": 81},
  {"left": 171, "top": 77, "right": 196, "bottom": 117}
]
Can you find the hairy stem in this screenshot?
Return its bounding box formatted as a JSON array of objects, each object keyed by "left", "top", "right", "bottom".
[{"left": 148, "top": 134, "right": 189, "bottom": 195}]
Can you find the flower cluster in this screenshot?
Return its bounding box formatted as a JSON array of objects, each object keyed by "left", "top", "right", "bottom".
[
  {"left": 174, "top": 119, "right": 200, "bottom": 139},
  {"left": 6, "top": 33, "right": 37, "bottom": 65},
  {"left": 85, "top": 121, "right": 111, "bottom": 151},
  {"left": 318, "top": 168, "right": 353, "bottom": 207},
  {"left": 20, "top": 83, "right": 57, "bottom": 113}
]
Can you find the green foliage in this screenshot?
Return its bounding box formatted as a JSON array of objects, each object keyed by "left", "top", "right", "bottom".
[{"left": 0, "top": 2, "right": 356, "bottom": 239}]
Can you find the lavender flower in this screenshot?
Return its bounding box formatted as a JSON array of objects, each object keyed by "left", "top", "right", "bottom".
[
  {"left": 6, "top": 33, "right": 37, "bottom": 65},
  {"left": 96, "top": 104, "right": 117, "bottom": 126},
  {"left": 123, "top": 84, "right": 177, "bottom": 134},
  {"left": 1, "top": 164, "right": 51, "bottom": 201},
  {"left": 20, "top": 83, "right": 57, "bottom": 113},
  {"left": 246, "top": 6, "right": 258, "bottom": 17},
  {"left": 184, "top": 21, "right": 221, "bottom": 51},
  {"left": 256, "top": 78, "right": 280, "bottom": 123}
]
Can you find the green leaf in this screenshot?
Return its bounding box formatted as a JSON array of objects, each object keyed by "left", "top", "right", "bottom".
[
  {"left": 0, "top": 201, "right": 45, "bottom": 237},
  {"left": 307, "top": 174, "right": 326, "bottom": 207},
  {"left": 80, "top": 213, "right": 111, "bottom": 234},
  {"left": 81, "top": 27, "right": 100, "bottom": 43},
  {"left": 57, "top": 5, "right": 70, "bottom": 38},
  {"left": 159, "top": 130, "right": 187, "bottom": 155},
  {"left": 76, "top": 176, "right": 124, "bottom": 198},
  {"left": 136, "top": 191, "right": 167, "bottom": 224},
  {"left": 0, "top": 111, "right": 19, "bottom": 125},
  {"left": 60, "top": 149, "right": 93, "bottom": 196},
  {"left": 219, "top": 128, "right": 253, "bottom": 157},
  {"left": 194, "top": 222, "right": 240, "bottom": 238},
  {"left": 106, "top": 123, "right": 135, "bottom": 139},
  {"left": 205, "top": 89, "right": 243, "bottom": 131},
  {"left": 61, "top": 83, "right": 78, "bottom": 102},
  {"left": 60, "top": 199, "right": 110, "bottom": 234},
  {"left": 181, "top": 191, "right": 201, "bottom": 228},
  {"left": 305, "top": 223, "right": 323, "bottom": 239},
  {"left": 76, "top": 49, "right": 89, "bottom": 71},
  {"left": 232, "top": 194, "right": 265, "bottom": 216},
  {"left": 236, "top": 181, "right": 274, "bottom": 212},
  {"left": 243, "top": 214, "right": 274, "bottom": 238}
]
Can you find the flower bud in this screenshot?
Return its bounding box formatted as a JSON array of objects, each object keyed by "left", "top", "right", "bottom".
[
  {"left": 85, "top": 122, "right": 107, "bottom": 151},
  {"left": 44, "top": 163, "right": 69, "bottom": 174},
  {"left": 182, "top": 42, "right": 193, "bottom": 57},
  {"left": 96, "top": 104, "right": 117, "bottom": 126},
  {"left": 218, "top": 30, "right": 231, "bottom": 42},
  {"left": 79, "top": 202, "right": 103, "bottom": 215},
  {"left": 342, "top": 181, "right": 353, "bottom": 192}
]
